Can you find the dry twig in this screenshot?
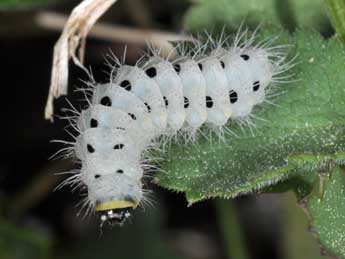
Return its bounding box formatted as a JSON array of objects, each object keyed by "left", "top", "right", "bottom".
[
  {"left": 37, "top": 12, "right": 194, "bottom": 51},
  {"left": 44, "top": 0, "right": 118, "bottom": 121},
  {"left": 42, "top": 0, "right": 195, "bottom": 122}
]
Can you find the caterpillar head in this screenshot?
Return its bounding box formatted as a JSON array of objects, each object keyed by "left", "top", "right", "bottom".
[
  {"left": 75, "top": 128, "right": 144, "bottom": 225},
  {"left": 81, "top": 154, "right": 143, "bottom": 225}
]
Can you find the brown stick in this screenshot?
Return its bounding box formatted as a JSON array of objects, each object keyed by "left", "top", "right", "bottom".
[{"left": 37, "top": 11, "right": 194, "bottom": 47}]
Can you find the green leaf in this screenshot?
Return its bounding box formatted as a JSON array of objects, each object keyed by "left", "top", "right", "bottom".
[
  {"left": 155, "top": 29, "right": 345, "bottom": 203},
  {"left": 0, "top": 218, "right": 52, "bottom": 259},
  {"left": 277, "top": 0, "right": 332, "bottom": 33},
  {"left": 293, "top": 0, "right": 331, "bottom": 34},
  {"left": 302, "top": 165, "right": 345, "bottom": 259}
]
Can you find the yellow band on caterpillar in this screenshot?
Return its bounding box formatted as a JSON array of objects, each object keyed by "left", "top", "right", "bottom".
[{"left": 96, "top": 200, "right": 138, "bottom": 211}]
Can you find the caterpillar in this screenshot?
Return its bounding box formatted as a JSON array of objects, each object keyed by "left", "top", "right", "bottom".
[{"left": 56, "top": 29, "right": 293, "bottom": 226}]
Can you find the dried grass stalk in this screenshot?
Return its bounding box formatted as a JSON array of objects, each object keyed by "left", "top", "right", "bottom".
[{"left": 45, "top": 0, "right": 117, "bottom": 121}]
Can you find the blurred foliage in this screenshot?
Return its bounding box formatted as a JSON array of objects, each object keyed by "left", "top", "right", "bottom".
[
  {"left": 184, "top": 0, "right": 331, "bottom": 33},
  {"left": 58, "top": 208, "right": 187, "bottom": 259},
  {"left": 0, "top": 0, "right": 53, "bottom": 10},
  {"left": 282, "top": 192, "right": 325, "bottom": 259},
  {"left": 0, "top": 218, "right": 52, "bottom": 259},
  {"left": 292, "top": 0, "right": 330, "bottom": 33},
  {"left": 185, "top": 0, "right": 280, "bottom": 32},
  {"left": 325, "top": 0, "right": 345, "bottom": 44},
  {"left": 215, "top": 199, "right": 250, "bottom": 259}
]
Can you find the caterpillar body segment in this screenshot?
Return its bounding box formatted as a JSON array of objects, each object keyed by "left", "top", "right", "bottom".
[
  {"left": 62, "top": 31, "right": 291, "bottom": 226},
  {"left": 78, "top": 105, "right": 154, "bottom": 149},
  {"left": 114, "top": 65, "right": 168, "bottom": 131},
  {"left": 197, "top": 56, "right": 232, "bottom": 126},
  {"left": 143, "top": 57, "right": 186, "bottom": 133}
]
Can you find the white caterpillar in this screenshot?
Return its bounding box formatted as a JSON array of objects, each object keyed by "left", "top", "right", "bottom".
[{"left": 57, "top": 29, "right": 293, "bottom": 226}]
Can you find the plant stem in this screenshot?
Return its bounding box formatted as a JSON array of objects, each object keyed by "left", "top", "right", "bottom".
[
  {"left": 325, "top": 0, "right": 345, "bottom": 44},
  {"left": 215, "top": 199, "right": 250, "bottom": 259},
  {"left": 283, "top": 192, "right": 325, "bottom": 259}
]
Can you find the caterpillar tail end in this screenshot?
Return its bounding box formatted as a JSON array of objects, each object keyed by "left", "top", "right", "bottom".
[{"left": 97, "top": 200, "right": 138, "bottom": 226}]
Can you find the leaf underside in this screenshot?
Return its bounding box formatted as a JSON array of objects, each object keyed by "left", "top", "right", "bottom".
[{"left": 305, "top": 166, "right": 345, "bottom": 258}]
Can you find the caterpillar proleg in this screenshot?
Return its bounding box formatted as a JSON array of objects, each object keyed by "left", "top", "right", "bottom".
[{"left": 57, "top": 28, "right": 293, "bottom": 226}]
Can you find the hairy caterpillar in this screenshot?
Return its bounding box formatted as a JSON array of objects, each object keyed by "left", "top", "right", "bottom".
[{"left": 56, "top": 29, "right": 293, "bottom": 226}]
